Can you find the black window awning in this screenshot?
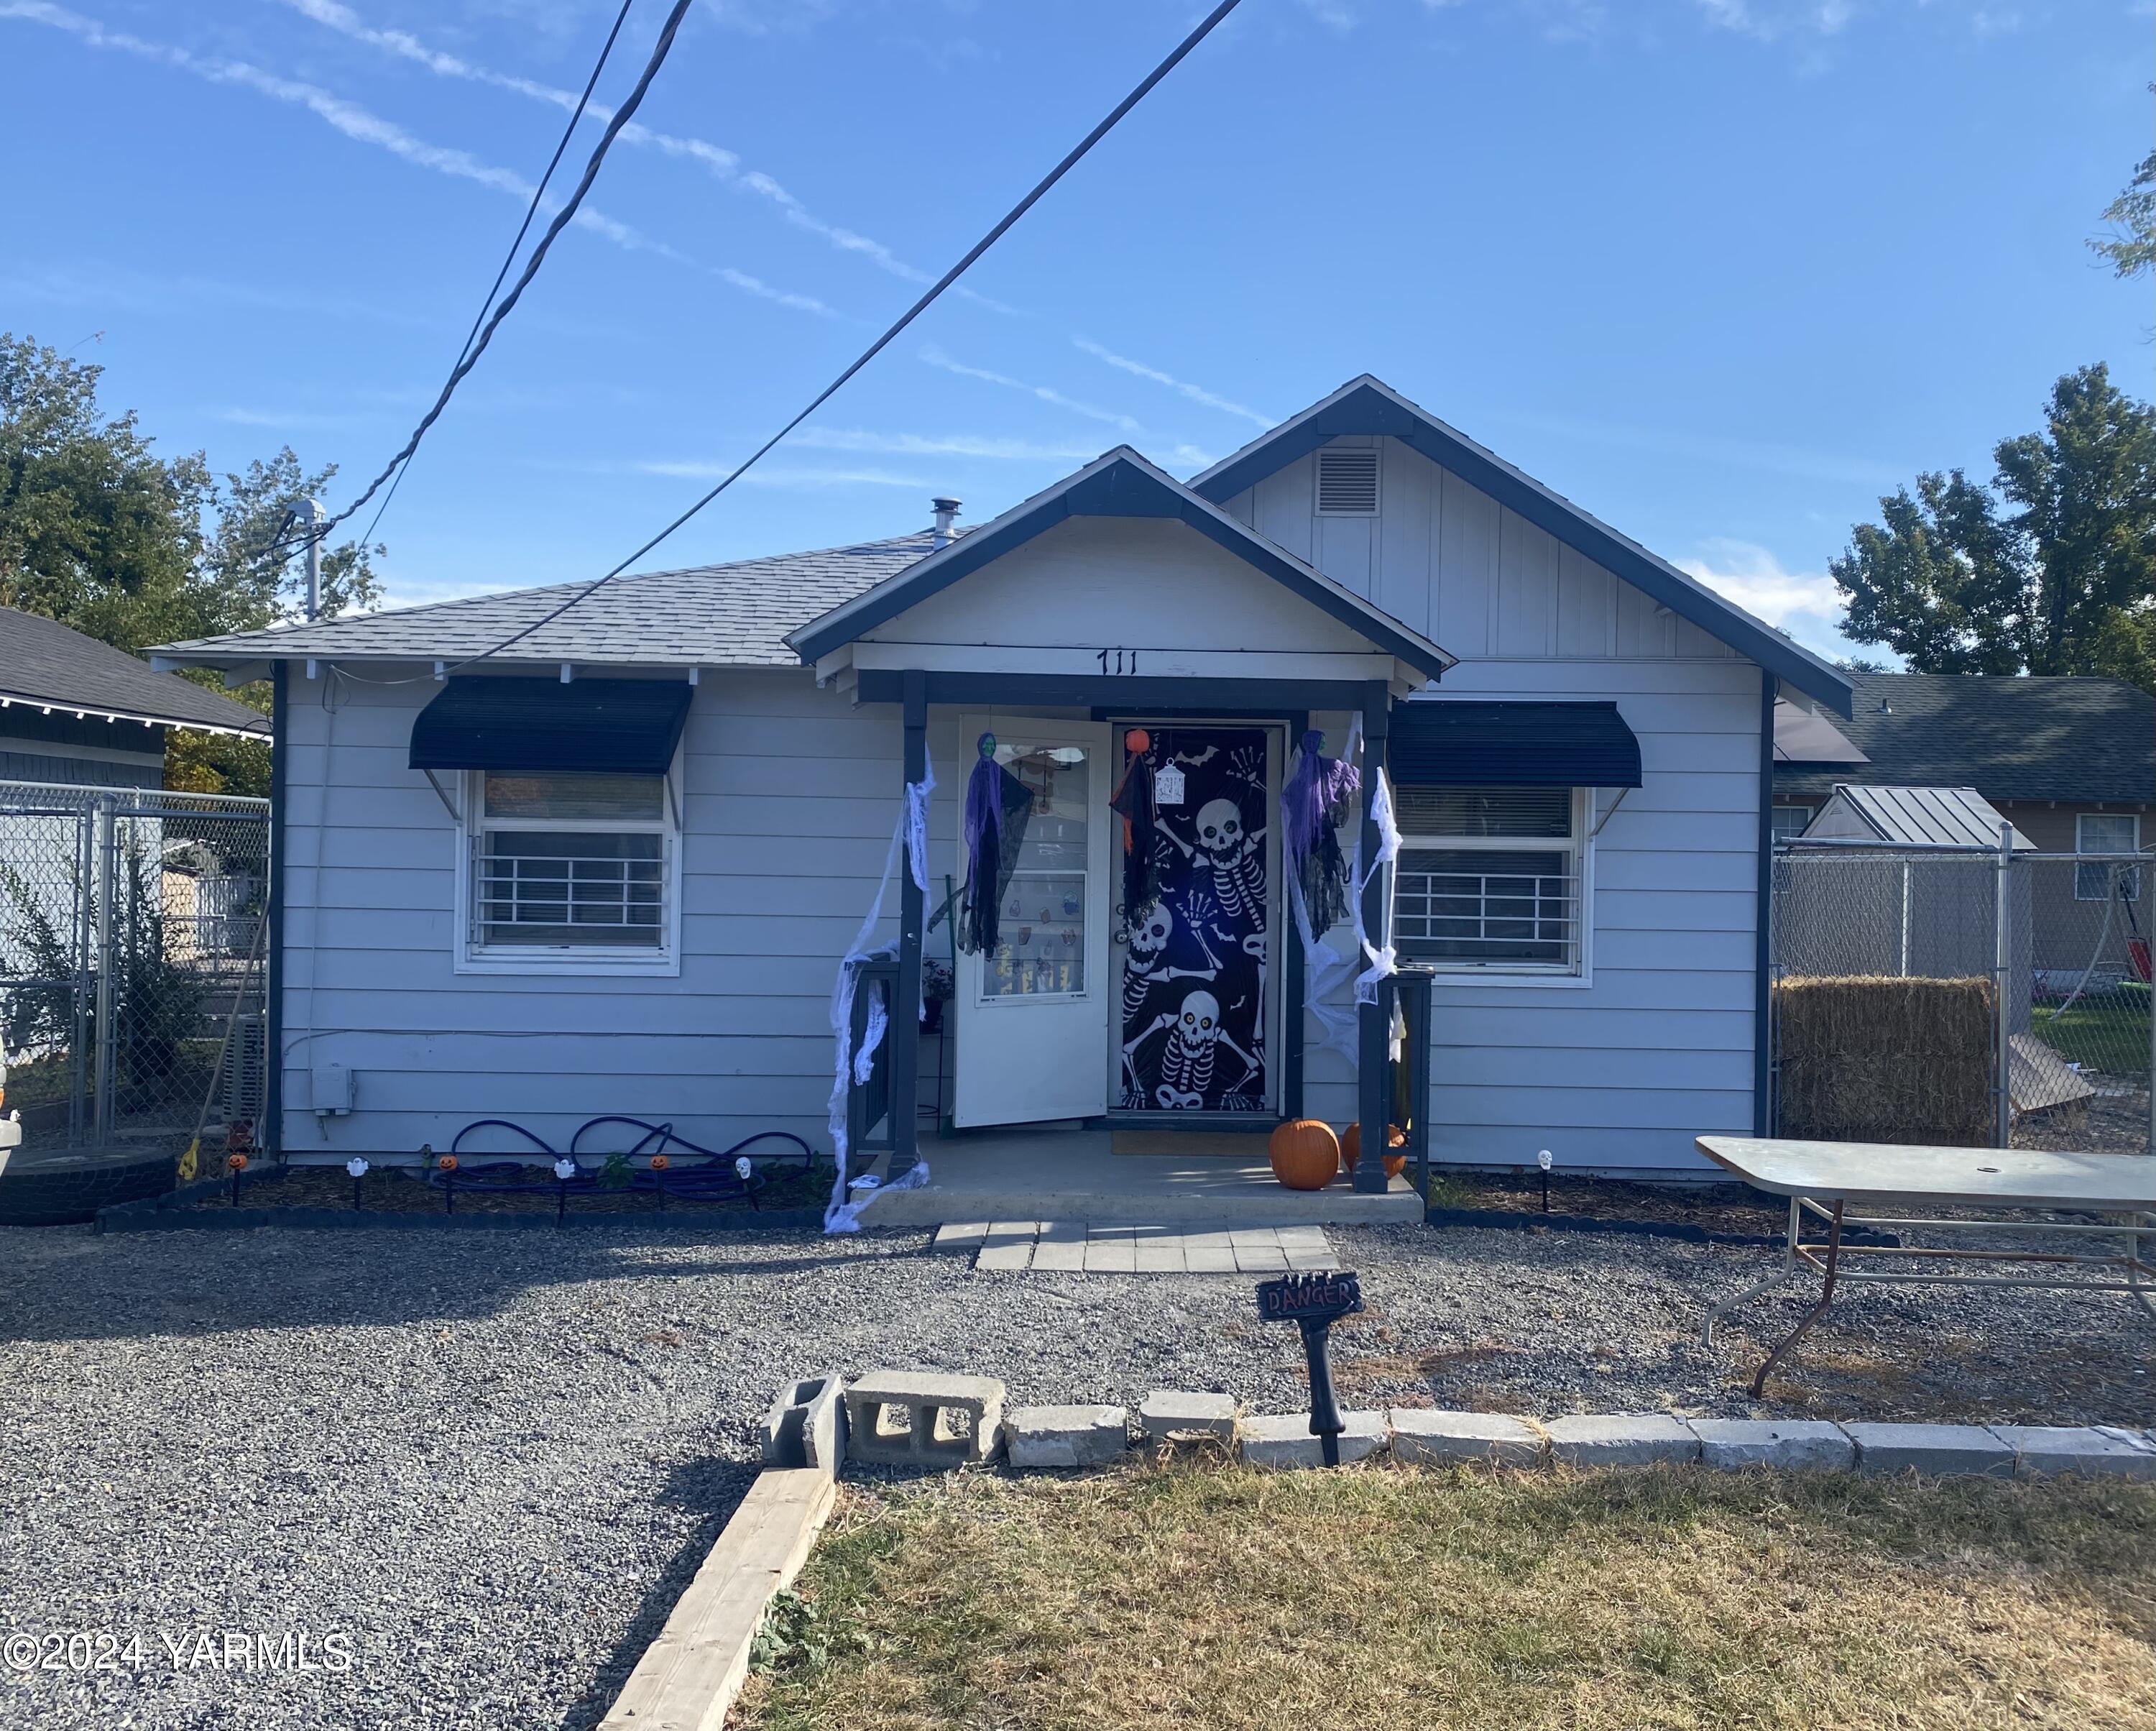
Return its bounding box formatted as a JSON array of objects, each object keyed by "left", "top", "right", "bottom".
[
  {"left": 409, "top": 677, "right": 691, "bottom": 775},
  {"left": 1388, "top": 700, "right": 1642, "bottom": 789}
]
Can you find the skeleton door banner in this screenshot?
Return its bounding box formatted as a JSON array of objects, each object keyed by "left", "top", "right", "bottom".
[{"left": 1117, "top": 725, "right": 1271, "bottom": 1112}]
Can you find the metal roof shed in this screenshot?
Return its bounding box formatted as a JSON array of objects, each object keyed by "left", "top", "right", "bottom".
[{"left": 1800, "top": 784, "right": 2036, "bottom": 850}]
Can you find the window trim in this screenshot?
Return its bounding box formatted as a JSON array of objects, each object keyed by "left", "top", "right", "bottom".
[
  {"left": 1393, "top": 784, "right": 1593, "bottom": 987},
  {"left": 452, "top": 758, "right": 683, "bottom": 977},
  {"left": 2074, "top": 812, "right": 2142, "bottom": 903}
]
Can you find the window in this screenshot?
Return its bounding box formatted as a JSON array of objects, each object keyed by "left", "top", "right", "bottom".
[
  {"left": 2075, "top": 812, "right": 2141, "bottom": 902},
  {"left": 1315, "top": 446, "right": 1380, "bottom": 515},
  {"left": 1771, "top": 805, "right": 1813, "bottom": 840},
  {"left": 1393, "top": 784, "right": 1585, "bottom": 975},
  {"left": 461, "top": 768, "right": 678, "bottom": 970}
]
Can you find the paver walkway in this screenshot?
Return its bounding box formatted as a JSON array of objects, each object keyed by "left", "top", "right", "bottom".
[{"left": 934, "top": 1221, "right": 1339, "bottom": 1274}]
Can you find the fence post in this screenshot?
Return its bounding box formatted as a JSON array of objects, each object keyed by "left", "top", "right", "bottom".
[
  {"left": 92, "top": 794, "right": 118, "bottom": 1144},
  {"left": 1993, "top": 820, "right": 2012, "bottom": 1150}
]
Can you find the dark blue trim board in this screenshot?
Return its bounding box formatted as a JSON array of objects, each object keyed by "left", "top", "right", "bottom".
[
  {"left": 789, "top": 449, "right": 1451, "bottom": 679},
  {"left": 1391, "top": 701, "right": 1642, "bottom": 789},
  {"left": 1188, "top": 380, "right": 1853, "bottom": 717},
  {"left": 267, "top": 661, "right": 287, "bottom": 1158},
  {"left": 854, "top": 673, "right": 1390, "bottom": 711},
  {"left": 410, "top": 676, "right": 691, "bottom": 775},
  {"left": 1754, "top": 668, "right": 1774, "bottom": 1137}
]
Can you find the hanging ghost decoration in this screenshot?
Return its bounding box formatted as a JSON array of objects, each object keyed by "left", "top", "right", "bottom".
[
  {"left": 1281, "top": 728, "right": 1361, "bottom": 935},
  {"left": 1109, "top": 727, "right": 1164, "bottom": 932},
  {"left": 958, "top": 732, "right": 1034, "bottom": 955}
]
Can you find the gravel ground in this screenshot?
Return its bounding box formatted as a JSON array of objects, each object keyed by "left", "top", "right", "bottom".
[{"left": 1, "top": 1217, "right": 2150, "bottom": 1730}]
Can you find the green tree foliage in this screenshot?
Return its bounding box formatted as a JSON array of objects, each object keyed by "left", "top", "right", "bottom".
[
  {"left": 2092, "top": 107, "right": 2155, "bottom": 280},
  {"left": 0, "top": 332, "right": 383, "bottom": 792},
  {"left": 1831, "top": 365, "right": 2156, "bottom": 696}
]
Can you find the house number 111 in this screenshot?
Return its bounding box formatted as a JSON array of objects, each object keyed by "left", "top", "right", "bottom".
[{"left": 1096, "top": 648, "right": 1140, "bottom": 674}]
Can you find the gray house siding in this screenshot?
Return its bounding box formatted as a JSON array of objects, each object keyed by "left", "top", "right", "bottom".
[{"left": 1230, "top": 436, "right": 1761, "bottom": 1174}]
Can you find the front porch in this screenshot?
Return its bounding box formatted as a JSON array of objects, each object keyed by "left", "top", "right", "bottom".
[{"left": 864, "top": 1126, "right": 1424, "bottom": 1228}]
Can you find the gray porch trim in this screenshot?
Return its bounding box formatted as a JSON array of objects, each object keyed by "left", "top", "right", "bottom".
[
  {"left": 853, "top": 671, "right": 1393, "bottom": 712},
  {"left": 267, "top": 661, "right": 287, "bottom": 1159},
  {"left": 1754, "top": 669, "right": 1774, "bottom": 1138},
  {"left": 892, "top": 670, "right": 927, "bottom": 1177},
  {"left": 1353, "top": 681, "right": 1393, "bottom": 1193}
]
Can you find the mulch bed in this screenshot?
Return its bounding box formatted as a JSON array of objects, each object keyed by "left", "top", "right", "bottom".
[
  {"left": 1422, "top": 1169, "right": 1787, "bottom": 1236},
  {"left": 171, "top": 1160, "right": 838, "bottom": 1218}
]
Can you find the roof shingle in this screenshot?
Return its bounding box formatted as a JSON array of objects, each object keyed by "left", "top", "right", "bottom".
[{"left": 2, "top": 606, "right": 270, "bottom": 735}]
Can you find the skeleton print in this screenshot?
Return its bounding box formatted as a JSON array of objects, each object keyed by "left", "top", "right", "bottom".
[{"left": 1117, "top": 726, "right": 1271, "bottom": 1113}]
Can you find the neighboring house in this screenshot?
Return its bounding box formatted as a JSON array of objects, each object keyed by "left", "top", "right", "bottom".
[
  {"left": 1, "top": 605, "right": 270, "bottom": 786},
  {"left": 153, "top": 375, "right": 1854, "bottom": 1177},
  {"left": 1774, "top": 671, "right": 2154, "bottom": 860}
]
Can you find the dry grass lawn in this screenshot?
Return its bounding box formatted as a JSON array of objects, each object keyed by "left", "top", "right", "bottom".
[{"left": 734, "top": 1461, "right": 2155, "bottom": 1731}]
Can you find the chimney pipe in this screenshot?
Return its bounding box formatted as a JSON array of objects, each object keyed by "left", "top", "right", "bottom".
[{"left": 931, "top": 496, "right": 961, "bottom": 546}]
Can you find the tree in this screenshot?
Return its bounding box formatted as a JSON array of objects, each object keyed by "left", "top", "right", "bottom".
[
  {"left": 1830, "top": 364, "right": 2156, "bottom": 696},
  {"left": 2092, "top": 109, "right": 2155, "bottom": 280},
  {"left": 0, "top": 333, "right": 382, "bottom": 792}
]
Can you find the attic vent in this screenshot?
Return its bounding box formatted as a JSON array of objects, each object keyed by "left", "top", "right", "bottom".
[{"left": 1315, "top": 446, "right": 1380, "bottom": 515}]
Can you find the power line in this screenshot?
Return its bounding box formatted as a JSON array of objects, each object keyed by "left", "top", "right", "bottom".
[
  {"left": 451, "top": 0, "right": 1249, "bottom": 673},
  {"left": 346, "top": 0, "right": 640, "bottom": 559},
  {"left": 294, "top": 0, "right": 692, "bottom": 557}
]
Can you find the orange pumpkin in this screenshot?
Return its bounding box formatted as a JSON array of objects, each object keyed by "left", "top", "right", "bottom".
[
  {"left": 226, "top": 1152, "right": 249, "bottom": 1172},
  {"left": 649, "top": 1154, "right": 671, "bottom": 1172},
  {"left": 1268, "top": 1119, "right": 1341, "bottom": 1191},
  {"left": 1341, "top": 1122, "right": 1409, "bottom": 1180},
  {"left": 436, "top": 1154, "right": 459, "bottom": 1174}
]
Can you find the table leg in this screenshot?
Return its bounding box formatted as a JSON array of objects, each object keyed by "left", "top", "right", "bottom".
[
  {"left": 1751, "top": 1198, "right": 1845, "bottom": 1398},
  {"left": 1705, "top": 1195, "right": 1802, "bottom": 1349},
  {"left": 2129, "top": 1215, "right": 2156, "bottom": 1323}
]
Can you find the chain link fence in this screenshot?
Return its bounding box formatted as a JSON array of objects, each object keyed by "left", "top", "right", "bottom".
[
  {"left": 1772, "top": 842, "right": 2152, "bottom": 1154},
  {"left": 0, "top": 780, "right": 270, "bottom": 1154}
]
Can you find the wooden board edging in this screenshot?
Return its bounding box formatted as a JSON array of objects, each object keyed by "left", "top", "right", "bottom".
[{"left": 599, "top": 1466, "right": 839, "bottom": 1731}]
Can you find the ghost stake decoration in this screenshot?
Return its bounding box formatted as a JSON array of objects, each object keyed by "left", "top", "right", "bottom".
[{"left": 1256, "top": 1270, "right": 1365, "bottom": 1466}]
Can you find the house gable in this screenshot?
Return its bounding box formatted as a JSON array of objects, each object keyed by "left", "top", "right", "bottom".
[
  {"left": 790, "top": 447, "right": 1454, "bottom": 689},
  {"left": 1191, "top": 377, "right": 1854, "bottom": 715}
]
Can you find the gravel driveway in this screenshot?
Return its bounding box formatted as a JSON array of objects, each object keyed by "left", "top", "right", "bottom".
[{"left": 2, "top": 1218, "right": 2149, "bottom": 1730}]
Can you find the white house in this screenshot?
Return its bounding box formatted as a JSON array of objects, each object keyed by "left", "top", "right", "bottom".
[{"left": 154, "top": 377, "right": 1854, "bottom": 1184}]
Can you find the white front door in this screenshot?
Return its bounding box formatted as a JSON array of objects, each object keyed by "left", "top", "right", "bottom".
[{"left": 952, "top": 716, "right": 1112, "bottom": 1128}]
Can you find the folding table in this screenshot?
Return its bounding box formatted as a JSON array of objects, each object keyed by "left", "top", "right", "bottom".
[{"left": 1697, "top": 1135, "right": 2156, "bottom": 1395}]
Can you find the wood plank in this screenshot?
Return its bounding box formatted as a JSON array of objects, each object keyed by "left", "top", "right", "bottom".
[{"left": 599, "top": 1467, "right": 837, "bottom": 1731}]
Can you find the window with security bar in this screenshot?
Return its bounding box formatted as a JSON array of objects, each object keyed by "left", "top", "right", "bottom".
[
  {"left": 1392, "top": 784, "right": 1585, "bottom": 974},
  {"left": 465, "top": 769, "right": 676, "bottom": 963}
]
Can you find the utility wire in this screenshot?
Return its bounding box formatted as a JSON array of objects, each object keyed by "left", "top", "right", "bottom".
[
  {"left": 344, "top": 0, "right": 640, "bottom": 560},
  {"left": 291, "top": 0, "right": 693, "bottom": 556},
  {"left": 450, "top": 0, "right": 1248, "bottom": 673}
]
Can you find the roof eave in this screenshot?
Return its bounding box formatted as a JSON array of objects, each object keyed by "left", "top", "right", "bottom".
[
  {"left": 788, "top": 446, "right": 1455, "bottom": 679},
  {"left": 1188, "top": 376, "right": 1855, "bottom": 716}
]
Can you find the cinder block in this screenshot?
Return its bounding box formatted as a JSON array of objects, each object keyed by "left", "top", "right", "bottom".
[
  {"left": 1690, "top": 1419, "right": 1853, "bottom": 1472},
  {"left": 1544, "top": 1413, "right": 1700, "bottom": 1468},
  {"left": 1003, "top": 1405, "right": 1130, "bottom": 1469},
  {"left": 844, "top": 1370, "right": 1006, "bottom": 1467},
  {"left": 931, "top": 1222, "right": 988, "bottom": 1254},
  {"left": 760, "top": 1374, "right": 848, "bottom": 1473},
  {"left": 1846, "top": 1422, "right": 2014, "bottom": 1478},
  {"left": 1239, "top": 1410, "right": 1389, "bottom": 1470},
  {"left": 1989, "top": 1425, "right": 2156, "bottom": 1481},
  {"left": 1139, "top": 1390, "right": 1239, "bottom": 1447},
  {"left": 1388, "top": 1409, "right": 1544, "bottom": 1467}
]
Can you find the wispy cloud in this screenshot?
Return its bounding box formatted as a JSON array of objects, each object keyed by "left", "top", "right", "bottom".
[
  {"left": 787, "top": 428, "right": 1101, "bottom": 462},
  {"left": 627, "top": 460, "right": 936, "bottom": 489},
  {"left": 918, "top": 346, "right": 1145, "bottom": 436},
  {"left": 1679, "top": 538, "right": 1873, "bottom": 661},
  {"left": 1, "top": 1, "right": 844, "bottom": 318},
  {"left": 1692, "top": 0, "right": 1853, "bottom": 40},
  {"left": 272, "top": 0, "right": 971, "bottom": 300},
  {"left": 0, "top": 264, "right": 443, "bottom": 328},
  {"left": 207, "top": 405, "right": 375, "bottom": 429},
  {"left": 1071, "top": 338, "right": 1275, "bottom": 428}
]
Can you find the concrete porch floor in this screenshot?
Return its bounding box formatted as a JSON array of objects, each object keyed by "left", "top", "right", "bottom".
[{"left": 862, "top": 1127, "right": 1423, "bottom": 1228}]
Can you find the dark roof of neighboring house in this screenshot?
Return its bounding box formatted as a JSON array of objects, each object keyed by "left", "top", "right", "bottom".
[
  {"left": 1775, "top": 672, "right": 2154, "bottom": 804},
  {"left": 152, "top": 533, "right": 952, "bottom": 669},
  {"left": 1, "top": 606, "right": 270, "bottom": 737}
]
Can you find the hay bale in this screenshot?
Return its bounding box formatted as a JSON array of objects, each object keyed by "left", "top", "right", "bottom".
[{"left": 1774, "top": 975, "right": 1995, "bottom": 1146}]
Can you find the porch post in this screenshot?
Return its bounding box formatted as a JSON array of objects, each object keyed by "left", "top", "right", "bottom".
[
  {"left": 890, "top": 669, "right": 927, "bottom": 1177},
  {"left": 1353, "top": 683, "right": 1393, "bottom": 1194}
]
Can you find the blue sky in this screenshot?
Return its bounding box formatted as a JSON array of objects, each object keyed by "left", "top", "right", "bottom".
[{"left": 3, "top": 0, "right": 2149, "bottom": 662}]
